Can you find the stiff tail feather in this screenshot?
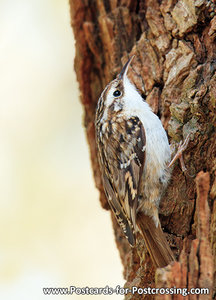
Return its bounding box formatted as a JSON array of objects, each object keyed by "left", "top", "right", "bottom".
[{"left": 137, "top": 212, "right": 175, "bottom": 268}]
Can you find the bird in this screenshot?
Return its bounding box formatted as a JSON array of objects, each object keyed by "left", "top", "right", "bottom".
[{"left": 95, "top": 55, "right": 176, "bottom": 268}]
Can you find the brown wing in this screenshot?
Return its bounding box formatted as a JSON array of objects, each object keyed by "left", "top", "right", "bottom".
[{"left": 97, "top": 116, "right": 146, "bottom": 245}]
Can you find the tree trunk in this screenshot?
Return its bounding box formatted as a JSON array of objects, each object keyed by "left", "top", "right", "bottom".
[{"left": 69, "top": 1, "right": 216, "bottom": 299}]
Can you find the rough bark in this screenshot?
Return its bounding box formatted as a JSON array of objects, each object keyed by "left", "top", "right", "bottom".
[{"left": 69, "top": 1, "right": 216, "bottom": 299}]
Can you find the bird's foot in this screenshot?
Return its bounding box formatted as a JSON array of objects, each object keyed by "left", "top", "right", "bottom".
[{"left": 168, "top": 134, "right": 190, "bottom": 172}]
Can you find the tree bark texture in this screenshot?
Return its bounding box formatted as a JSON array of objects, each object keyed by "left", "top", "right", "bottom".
[{"left": 69, "top": 1, "right": 216, "bottom": 299}]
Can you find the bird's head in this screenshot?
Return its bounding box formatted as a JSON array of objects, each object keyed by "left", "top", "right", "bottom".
[
  {"left": 97, "top": 56, "right": 137, "bottom": 112},
  {"left": 106, "top": 55, "right": 134, "bottom": 101},
  {"left": 95, "top": 55, "right": 142, "bottom": 123}
]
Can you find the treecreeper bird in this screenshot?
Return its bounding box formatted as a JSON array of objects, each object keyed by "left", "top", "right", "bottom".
[{"left": 95, "top": 56, "right": 176, "bottom": 268}]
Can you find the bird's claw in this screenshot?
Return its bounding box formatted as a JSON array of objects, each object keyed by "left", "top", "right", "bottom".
[{"left": 168, "top": 134, "right": 190, "bottom": 172}]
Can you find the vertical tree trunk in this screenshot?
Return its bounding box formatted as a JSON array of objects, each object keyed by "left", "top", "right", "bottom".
[{"left": 69, "top": 1, "right": 216, "bottom": 298}]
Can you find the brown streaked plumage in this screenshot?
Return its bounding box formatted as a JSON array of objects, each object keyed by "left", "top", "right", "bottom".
[
  {"left": 97, "top": 115, "right": 145, "bottom": 245},
  {"left": 95, "top": 56, "right": 175, "bottom": 267}
]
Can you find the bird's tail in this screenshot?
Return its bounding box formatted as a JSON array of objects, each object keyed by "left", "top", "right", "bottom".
[{"left": 137, "top": 212, "right": 176, "bottom": 268}]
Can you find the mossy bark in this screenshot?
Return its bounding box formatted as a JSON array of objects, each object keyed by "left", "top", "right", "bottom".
[{"left": 69, "top": 1, "right": 216, "bottom": 298}]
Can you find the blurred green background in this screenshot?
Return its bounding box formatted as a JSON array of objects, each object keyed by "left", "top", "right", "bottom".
[{"left": 0, "top": 0, "right": 123, "bottom": 299}]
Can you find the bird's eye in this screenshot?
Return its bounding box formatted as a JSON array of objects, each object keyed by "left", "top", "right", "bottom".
[{"left": 113, "top": 90, "right": 121, "bottom": 97}]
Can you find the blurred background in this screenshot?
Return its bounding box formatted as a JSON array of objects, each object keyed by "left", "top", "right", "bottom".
[{"left": 0, "top": 0, "right": 123, "bottom": 299}]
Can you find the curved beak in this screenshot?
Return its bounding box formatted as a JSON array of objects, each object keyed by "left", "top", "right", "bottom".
[{"left": 118, "top": 55, "right": 135, "bottom": 80}]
